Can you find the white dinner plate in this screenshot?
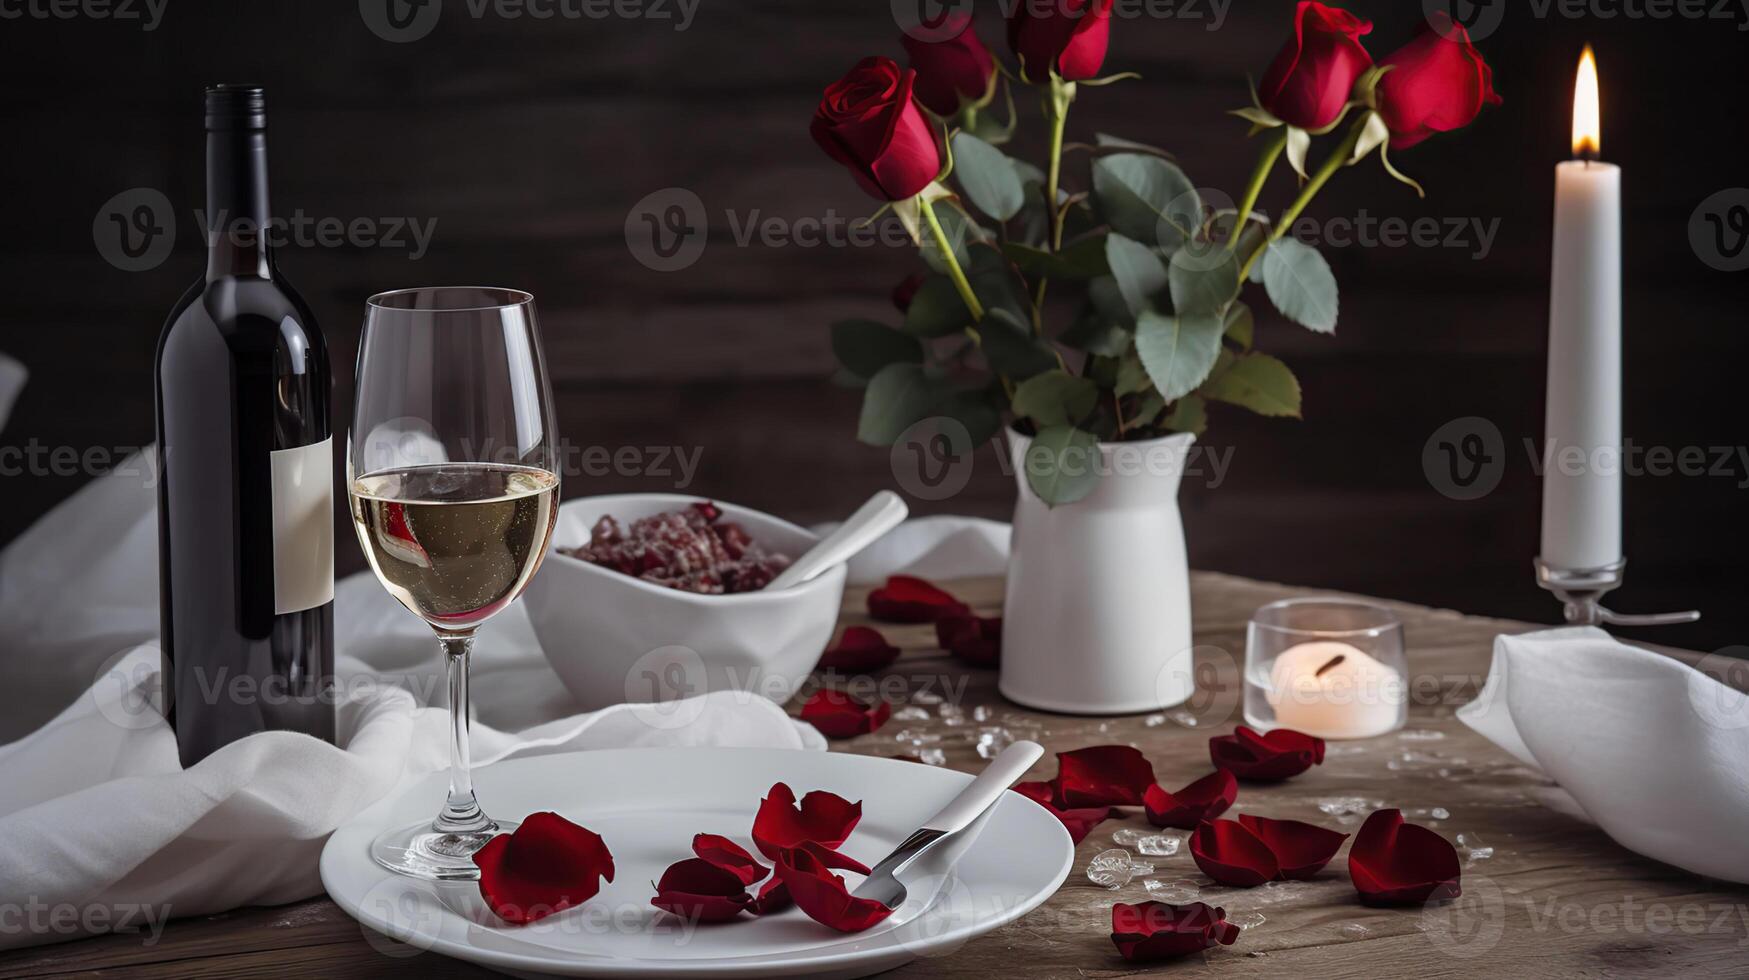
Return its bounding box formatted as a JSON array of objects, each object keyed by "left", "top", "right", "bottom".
[{"left": 321, "top": 748, "right": 1073, "bottom": 978}]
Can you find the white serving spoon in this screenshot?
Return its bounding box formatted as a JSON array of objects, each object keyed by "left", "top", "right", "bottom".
[{"left": 764, "top": 490, "right": 908, "bottom": 591}]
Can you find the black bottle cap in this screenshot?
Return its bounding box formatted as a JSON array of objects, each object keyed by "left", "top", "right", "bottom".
[{"left": 205, "top": 84, "right": 266, "bottom": 131}]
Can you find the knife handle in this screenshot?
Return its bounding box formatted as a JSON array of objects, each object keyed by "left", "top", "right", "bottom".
[{"left": 923, "top": 740, "right": 1045, "bottom": 834}]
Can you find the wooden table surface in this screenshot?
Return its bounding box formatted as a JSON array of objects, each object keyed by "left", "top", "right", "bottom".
[{"left": 4, "top": 573, "right": 1745, "bottom": 978}]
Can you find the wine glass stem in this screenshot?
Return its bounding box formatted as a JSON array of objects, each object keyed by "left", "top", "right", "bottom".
[{"left": 435, "top": 632, "right": 491, "bottom": 835}]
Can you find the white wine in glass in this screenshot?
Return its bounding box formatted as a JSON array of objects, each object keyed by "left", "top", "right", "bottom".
[{"left": 349, "top": 287, "right": 561, "bottom": 880}]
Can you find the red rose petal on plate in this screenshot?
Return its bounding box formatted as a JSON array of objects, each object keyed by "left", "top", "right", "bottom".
[
  {"left": 1348, "top": 808, "right": 1462, "bottom": 907},
  {"left": 1208, "top": 725, "right": 1325, "bottom": 781},
  {"left": 817, "top": 626, "right": 901, "bottom": 673},
  {"left": 774, "top": 842, "right": 894, "bottom": 933},
  {"left": 1110, "top": 901, "right": 1242, "bottom": 962},
  {"left": 650, "top": 857, "right": 755, "bottom": 922},
  {"left": 1012, "top": 780, "right": 1116, "bottom": 844},
  {"left": 752, "top": 875, "right": 792, "bottom": 915},
  {"left": 472, "top": 811, "right": 616, "bottom": 924},
  {"left": 935, "top": 614, "right": 1002, "bottom": 667},
  {"left": 691, "top": 833, "right": 768, "bottom": 886},
  {"left": 1144, "top": 770, "right": 1239, "bottom": 829},
  {"left": 751, "top": 782, "right": 862, "bottom": 861},
  {"left": 1055, "top": 745, "right": 1157, "bottom": 807},
  {"left": 1237, "top": 814, "right": 1348, "bottom": 880},
  {"left": 1189, "top": 819, "right": 1280, "bottom": 887},
  {"left": 866, "top": 575, "right": 971, "bottom": 623},
  {"left": 800, "top": 689, "right": 892, "bottom": 739}
]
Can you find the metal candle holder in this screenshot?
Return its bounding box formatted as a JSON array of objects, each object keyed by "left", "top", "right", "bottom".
[{"left": 1534, "top": 557, "right": 1701, "bottom": 627}]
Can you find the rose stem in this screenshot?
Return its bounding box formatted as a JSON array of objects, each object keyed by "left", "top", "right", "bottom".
[
  {"left": 1237, "top": 117, "right": 1366, "bottom": 283},
  {"left": 1032, "top": 74, "right": 1075, "bottom": 328},
  {"left": 1227, "top": 128, "right": 1287, "bottom": 253}
]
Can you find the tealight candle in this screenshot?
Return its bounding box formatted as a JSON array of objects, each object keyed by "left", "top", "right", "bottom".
[
  {"left": 1244, "top": 599, "right": 1408, "bottom": 740},
  {"left": 1265, "top": 640, "right": 1405, "bottom": 740}
]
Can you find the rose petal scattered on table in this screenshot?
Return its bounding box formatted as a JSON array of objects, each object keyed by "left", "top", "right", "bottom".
[
  {"left": 1144, "top": 770, "right": 1238, "bottom": 829},
  {"left": 1237, "top": 813, "right": 1348, "bottom": 880},
  {"left": 1012, "top": 780, "right": 1117, "bottom": 843},
  {"left": 1190, "top": 819, "right": 1280, "bottom": 887},
  {"left": 692, "top": 833, "right": 769, "bottom": 886},
  {"left": 1348, "top": 808, "right": 1462, "bottom": 907},
  {"left": 472, "top": 811, "right": 616, "bottom": 924},
  {"left": 650, "top": 857, "right": 755, "bottom": 922},
  {"left": 817, "top": 626, "right": 901, "bottom": 673},
  {"left": 935, "top": 614, "right": 1002, "bottom": 667},
  {"left": 1209, "top": 725, "right": 1325, "bottom": 781},
  {"left": 751, "top": 782, "right": 862, "bottom": 861},
  {"left": 1110, "top": 901, "right": 1242, "bottom": 962},
  {"left": 866, "top": 575, "right": 971, "bottom": 623},
  {"left": 1055, "top": 745, "right": 1157, "bottom": 807},
  {"left": 774, "top": 841, "right": 894, "bottom": 933},
  {"left": 800, "top": 689, "right": 892, "bottom": 739}
]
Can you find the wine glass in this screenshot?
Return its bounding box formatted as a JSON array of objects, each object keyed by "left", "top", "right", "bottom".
[{"left": 348, "top": 287, "right": 561, "bottom": 879}]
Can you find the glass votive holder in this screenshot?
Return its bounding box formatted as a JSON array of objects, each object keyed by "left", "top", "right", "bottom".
[{"left": 1244, "top": 598, "right": 1407, "bottom": 740}]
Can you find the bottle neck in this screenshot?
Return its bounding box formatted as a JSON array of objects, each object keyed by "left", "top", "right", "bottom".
[{"left": 205, "top": 127, "right": 272, "bottom": 281}]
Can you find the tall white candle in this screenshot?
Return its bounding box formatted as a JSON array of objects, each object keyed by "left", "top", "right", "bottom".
[{"left": 1542, "top": 46, "right": 1622, "bottom": 572}]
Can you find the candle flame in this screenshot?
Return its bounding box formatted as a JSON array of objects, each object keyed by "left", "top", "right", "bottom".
[{"left": 1572, "top": 45, "right": 1601, "bottom": 158}]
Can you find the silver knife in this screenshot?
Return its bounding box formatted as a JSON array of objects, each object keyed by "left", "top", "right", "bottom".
[{"left": 851, "top": 740, "right": 1045, "bottom": 910}]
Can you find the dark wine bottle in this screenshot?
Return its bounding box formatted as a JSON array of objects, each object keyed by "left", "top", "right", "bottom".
[{"left": 155, "top": 85, "right": 335, "bottom": 767}]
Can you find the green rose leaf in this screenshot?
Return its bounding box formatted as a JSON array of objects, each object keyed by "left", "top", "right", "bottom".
[
  {"left": 1024, "top": 425, "right": 1102, "bottom": 507},
  {"left": 935, "top": 387, "right": 1005, "bottom": 448},
  {"left": 1200, "top": 351, "right": 1303, "bottom": 417},
  {"left": 980, "top": 307, "right": 1058, "bottom": 380},
  {"left": 1002, "top": 234, "right": 1111, "bottom": 280},
  {"left": 831, "top": 319, "right": 924, "bottom": 379},
  {"left": 1223, "top": 302, "right": 1255, "bottom": 350},
  {"left": 1134, "top": 309, "right": 1224, "bottom": 403},
  {"left": 1114, "top": 350, "right": 1152, "bottom": 396},
  {"left": 857, "top": 363, "right": 942, "bottom": 446},
  {"left": 1168, "top": 248, "right": 1240, "bottom": 317},
  {"left": 1012, "top": 369, "right": 1099, "bottom": 428},
  {"left": 920, "top": 203, "right": 984, "bottom": 275},
  {"left": 1261, "top": 238, "right": 1338, "bottom": 333},
  {"left": 967, "top": 244, "right": 1031, "bottom": 325},
  {"left": 1091, "top": 152, "right": 1199, "bottom": 250},
  {"left": 1058, "top": 306, "right": 1131, "bottom": 356},
  {"left": 1104, "top": 233, "right": 1169, "bottom": 318},
  {"left": 904, "top": 275, "right": 973, "bottom": 337},
  {"left": 1160, "top": 394, "right": 1208, "bottom": 435},
  {"left": 951, "top": 132, "right": 1026, "bottom": 222}
]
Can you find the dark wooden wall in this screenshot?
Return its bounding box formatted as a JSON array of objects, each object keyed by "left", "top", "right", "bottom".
[{"left": 1, "top": 1, "right": 1743, "bottom": 650}]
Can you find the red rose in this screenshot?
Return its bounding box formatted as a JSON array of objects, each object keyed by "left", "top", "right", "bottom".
[
  {"left": 901, "top": 13, "right": 996, "bottom": 116},
  {"left": 811, "top": 57, "right": 943, "bottom": 202},
  {"left": 1375, "top": 13, "right": 1502, "bottom": 149},
  {"left": 1258, "top": 1, "right": 1374, "bottom": 131},
  {"left": 1008, "top": 0, "right": 1113, "bottom": 84}
]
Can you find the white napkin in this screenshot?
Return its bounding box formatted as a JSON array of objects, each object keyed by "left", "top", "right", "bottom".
[
  {"left": 0, "top": 452, "right": 830, "bottom": 950},
  {"left": 0, "top": 352, "right": 23, "bottom": 434},
  {"left": 1459, "top": 627, "right": 1749, "bottom": 883}
]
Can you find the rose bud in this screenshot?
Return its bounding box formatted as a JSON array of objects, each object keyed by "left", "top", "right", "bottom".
[
  {"left": 810, "top": 56, "right": 943, "bottom": 202},
  {"left": 1375, "top": 12, "right": 1502, "bottom": 150},
  {"left": 1008, "top": 0, "right": 1114, "bottom": 84},
  {"left": 901, "top": 13, "right": 997, "bottom": 116},
  {"left": 1257, "top": 1, "right": 1374, "bottom": 131}
]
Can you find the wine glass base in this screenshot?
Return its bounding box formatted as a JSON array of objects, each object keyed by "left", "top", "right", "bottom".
[{"left": 370, "top": 818, "right": 519, "bottom": 880}]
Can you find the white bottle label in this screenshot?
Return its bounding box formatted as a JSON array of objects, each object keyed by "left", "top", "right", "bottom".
[{"left": 271, "top": 436, "right": 335, "bottom": 614}]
